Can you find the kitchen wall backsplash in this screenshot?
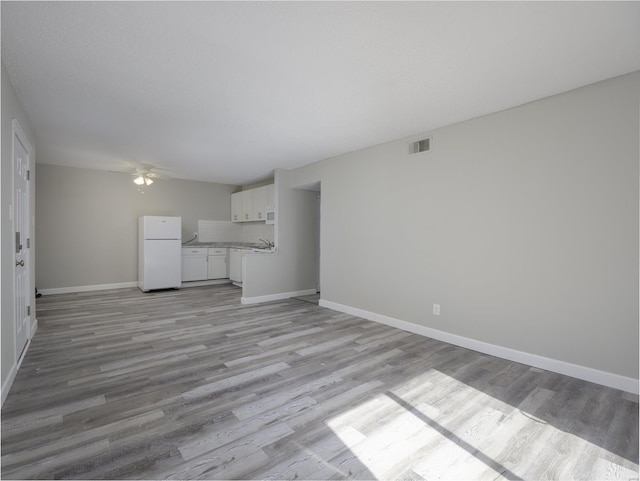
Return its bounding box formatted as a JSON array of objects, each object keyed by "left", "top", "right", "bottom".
[
  {"left": 197, "top": 220, "right": 241, "bottom": 242},
  {"left": 241, "top": 223, "right": 274, "bottom": 243},
  {"left": 197, "top": 220, "right": 274, "bottom": 244}
]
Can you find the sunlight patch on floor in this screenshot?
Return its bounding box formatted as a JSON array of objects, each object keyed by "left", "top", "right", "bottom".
[
  {"left": 324, "top": 388, "right": 501, "bottom": 478},
  {"left": 323, "top": 368, "right": 638, "bottom": 480}
]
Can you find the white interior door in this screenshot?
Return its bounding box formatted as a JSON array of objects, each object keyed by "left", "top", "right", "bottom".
[{"left": 13, "top": 120, "right": 31, "bottom": 360}]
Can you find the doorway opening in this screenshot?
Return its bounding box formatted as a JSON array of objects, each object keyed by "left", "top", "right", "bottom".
[{"left": 292, "top": 180, "right": 321, "bottom": 299}]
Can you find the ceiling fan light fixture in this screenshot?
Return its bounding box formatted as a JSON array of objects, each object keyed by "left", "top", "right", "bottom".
[{"left": 132, "top": 164, "right": 161, "bottom": 190}]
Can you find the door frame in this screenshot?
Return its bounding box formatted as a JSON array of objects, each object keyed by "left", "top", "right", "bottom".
[
  {"left": 315, "top": 192, "right": 321, "bottom": 293},
  {"left": 12, "top": 118, "right": 33, "bottom": 363}
]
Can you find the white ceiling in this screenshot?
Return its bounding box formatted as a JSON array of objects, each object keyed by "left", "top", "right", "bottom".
[{"left": 2, "top": 2, "right": 639, "bottom": 186}]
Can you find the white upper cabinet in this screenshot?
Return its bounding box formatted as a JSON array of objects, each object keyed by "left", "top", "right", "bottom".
[
  {"left": 231, "top": 184, "right": 274, "bottom": 223},
  {"left": 231, "top": 192, "right": 242, "bottom": 222},
  {"left": 253, "top": 186, "right": 268, "bottom": 221},
  {"left": 241, "top": 189, "right": 254, "bottom": 221}
]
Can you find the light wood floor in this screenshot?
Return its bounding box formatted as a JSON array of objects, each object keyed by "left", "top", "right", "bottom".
[{"left": 2, "top": 285, "right": 638, "bottom": 480}]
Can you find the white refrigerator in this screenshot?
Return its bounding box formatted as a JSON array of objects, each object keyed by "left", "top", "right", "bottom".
[{"left": 138, "top": 216, "right": 182, "bottom": 292}]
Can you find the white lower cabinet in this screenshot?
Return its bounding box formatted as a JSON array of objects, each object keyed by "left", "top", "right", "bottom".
[
  {"left": 182, "top": 248, "right": 208, "bottom": 281},
  {"left": 207, "top": 248, "right": 228, "bottom": 279},
  {"left": 183, "top": 247, "right": 229, "bottom": 282}
]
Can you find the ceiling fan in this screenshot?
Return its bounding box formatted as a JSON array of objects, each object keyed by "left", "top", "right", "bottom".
[{"left": 131, "top": 164, "right": 163, "bottom": 187}]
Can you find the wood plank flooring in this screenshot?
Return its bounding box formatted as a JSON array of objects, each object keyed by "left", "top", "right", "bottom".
[{"left": 1, "top": 285, "right": 638, "bottom": 480}]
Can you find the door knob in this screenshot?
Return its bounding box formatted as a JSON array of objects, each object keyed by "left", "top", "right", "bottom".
[{"left": 16, "top": 260, "right": 24, "bottom": 267}]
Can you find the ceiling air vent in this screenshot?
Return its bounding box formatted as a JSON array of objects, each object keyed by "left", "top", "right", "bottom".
[{"left": 410, "top": 137, "right": 431, "bottom": 154}]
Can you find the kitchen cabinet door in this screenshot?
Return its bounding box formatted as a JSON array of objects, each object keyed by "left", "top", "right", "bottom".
[
  {"left": 231, "top": 192, "right": 242, "bottom": 222},
  {"left": 231, "top": 184, "right": 273, "bottom": 223},
  {"left": 182, "top": 255, "right": 207, "bottom": 281},
  {"left": 207, "top": 255, "right": 227, "bottom": 279},
  {"left": 241, "top": 190, "right": 254, "bottom": 222},
  {"left": 253, "top": 185, "right": 268, "bottom": 221}
]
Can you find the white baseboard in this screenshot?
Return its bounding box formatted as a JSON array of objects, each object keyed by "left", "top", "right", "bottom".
[
  {"left": 39, "top": 281, "right": 138, "bottom": 296},
  {"left": 2, "top": 317, "right": 38, "bottom": 407},
  {"left": 41, "top": 280, "right": 236, "bottom": 296},
  {"left": 241, "top": 289, "right": 317, "bottom": 305},
  {"left": 320, "top": 299, "right": 639, "bottom": 395},
  {"left": 1, "top": 361, "right": 18, "bottom": 407},
  {"left": 1, "top": 337, "right": 31, "bottom": 408}
]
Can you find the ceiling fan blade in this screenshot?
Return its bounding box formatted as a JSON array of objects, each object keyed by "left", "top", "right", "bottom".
[{"left": 129, "top": 163, "right": 172, "bottom": 180}]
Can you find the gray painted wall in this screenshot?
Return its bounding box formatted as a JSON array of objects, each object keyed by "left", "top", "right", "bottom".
[
  {"left": 1, "top": 61, "right": 37, "bottom": 390},
  {"left": 286, "top": 72, "right": 640, "bottom": 380},
  {"left": 35, "top": 164, "right": 237, "bottom": 289},
  {"left": 243, "top": 168, "right": 319, "bottom": 299}
]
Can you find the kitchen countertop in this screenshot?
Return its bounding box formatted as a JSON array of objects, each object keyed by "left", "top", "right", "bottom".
[{"left": 182, "top": 241, "right": 274, "bottom": 252}]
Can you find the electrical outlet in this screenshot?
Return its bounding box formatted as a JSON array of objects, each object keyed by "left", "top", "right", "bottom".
[{"left": 433, "top": 304, "right": 440, "bottom": 316}]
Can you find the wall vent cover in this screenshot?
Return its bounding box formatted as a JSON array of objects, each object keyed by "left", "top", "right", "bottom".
[{"left": 410, "top": 137, "right": 431, "bottom": 154}]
